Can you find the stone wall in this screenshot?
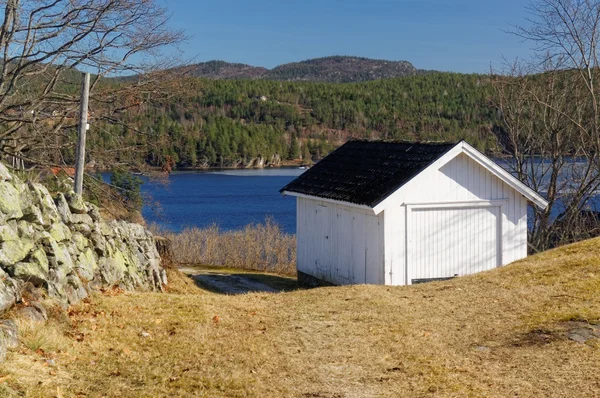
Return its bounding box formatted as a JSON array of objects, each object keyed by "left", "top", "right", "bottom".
[{"left": 0, "top": 163, "right": 166, "bottom": 360}]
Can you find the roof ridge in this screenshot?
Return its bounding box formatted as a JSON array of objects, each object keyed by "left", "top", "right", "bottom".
[{"left": 345, "top": 139, "right": 459, "bottom": 146}]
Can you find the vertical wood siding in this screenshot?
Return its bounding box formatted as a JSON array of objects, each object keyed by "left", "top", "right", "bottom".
[
  {"left": 296, "top": 197, "right": 383, "bottom": 285},
  {"left": 408, "top": 206, "right": 500, "bottom": 283},
  {"left": 384, "top": 153, "right": 529, "bottom": 285}
]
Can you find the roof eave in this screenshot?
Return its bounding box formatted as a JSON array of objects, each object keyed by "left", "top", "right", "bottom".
[
  {"left": 281, "top": 190, "right": 377, "bottom": 214},
  {"left": 460, "top": 142, "right": 549, "bottom": 210}
]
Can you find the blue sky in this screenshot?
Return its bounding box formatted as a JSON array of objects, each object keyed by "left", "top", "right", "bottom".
[{"left": 162, "top": 0, "right": 534, "bottom": 73}]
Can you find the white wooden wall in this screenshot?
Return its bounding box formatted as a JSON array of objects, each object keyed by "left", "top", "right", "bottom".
[
  {"left": 383, "top": 153, "right": 528, "bottom": 285},
  {"left": 296, "top": 197, "right": 384, "bottom": 285}
]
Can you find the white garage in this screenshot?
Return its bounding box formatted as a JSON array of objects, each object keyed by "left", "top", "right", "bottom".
[{"left": 280, "top": 140, "right": 548, "bottom": 286}]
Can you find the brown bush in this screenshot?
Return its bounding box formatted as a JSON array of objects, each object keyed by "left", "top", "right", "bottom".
[{"left": 155, "top": 218, "right": 296, "bottom": 275}]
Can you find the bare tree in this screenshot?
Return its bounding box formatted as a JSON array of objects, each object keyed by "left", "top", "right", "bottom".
[
  {"left": 492, "top": 0, "right": 600, "bottom": 251},
  {"left": 0, "top": 0, "right": 185, "bottom": 168}
]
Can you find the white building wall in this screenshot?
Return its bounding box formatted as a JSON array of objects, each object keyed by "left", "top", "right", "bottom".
[
  {"left": 383, "top": 153, "right": 528, "bottom": 285},
  {"left": 296, "top": 197, "right": 384, "bottom": 285}
]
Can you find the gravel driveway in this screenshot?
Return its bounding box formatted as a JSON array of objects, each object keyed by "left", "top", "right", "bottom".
[{"left": 179, "top": 267, "right": 286, "bottom": 294}]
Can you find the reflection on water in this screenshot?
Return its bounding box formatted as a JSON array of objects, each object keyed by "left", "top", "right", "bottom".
[{"left": 205, "top": 168, "right": 305, "bottom": 177}]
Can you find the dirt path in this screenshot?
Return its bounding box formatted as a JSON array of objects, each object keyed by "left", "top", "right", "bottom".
[{"left": 179, "top": 267, "right": 282, "bottom": 294}]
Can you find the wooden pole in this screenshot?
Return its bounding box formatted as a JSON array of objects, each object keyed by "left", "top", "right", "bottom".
[{"left": 74, "top": 72, "right": 90, "bottom": 195}]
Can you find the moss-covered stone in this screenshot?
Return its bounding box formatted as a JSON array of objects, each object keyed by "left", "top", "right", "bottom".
[
  {"left": 54, "top": 243, "right": 74, "bottom": 270},
  {"left": 18, "top": 185, "right": 35, "bottom": 214},
  {"left": 88, "top": 204, "right": 101, "bottom": 222},
  {"left": 29, "top": 183, "right": 59, "bottom": 220},
  {"left": 98, "top": 257, "right": 124, "bottom": 285},
  {"left": 12, "top": 262, "right": 48, "bottom": 287},
  {"left": 72, "top": 232, "right": 88, "bottom": 252},
  {"left": 55, "top": 193, "right": 72, "bottom": 224},
  {"left": 65, "top": 274, "right": 88, "bottom": 303},
  {"left": 71, "top": 214, "right": 93, "bottom": 225},
  {"left": 0, "top": 239, "right": 33, "bottom": 266},
  {"left": 0, "top": 279, "right": 15, "bottom": 313},
  {"left": 48, "top": 223, "right": 72, "bottom": 242},
  {"left": 0, "top": 163, "right": 12, "bottom": 182},
  {"left": 0, "top": 182, "right": 22, "bottom": 220},
  {"left": 110, "top": 250, "right": 128, "bottom": 273},
  {"left": 0, "top": 225, "right": 18, "bottom": 242},
  {"left": 0, "top": 161, "right": 166, "bottom": 324},
  {"left": 21, "top": 205, "right": 46, "bottom": 225},
  {"left": 73, "top": 222, "right": 92, "bottom": 237},
  {"left": 100, "top": 222, "right": 116, "bottom": 237},
  {"left": 30, "top": 248, "right": 49, "bottom": 271},
  {"left": 75, "top": 248, "right": 97, "bottom": 281},
  {"left": 65, "top": 193, "right": 88, "bottom": 214},
  {"left": 17, "top": 220, "right": 38, "bottom": 238}
]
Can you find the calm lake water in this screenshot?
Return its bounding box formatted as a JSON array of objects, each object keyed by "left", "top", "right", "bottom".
[{"left": 136, "top": 169, "right": 304, "bottom": 234}]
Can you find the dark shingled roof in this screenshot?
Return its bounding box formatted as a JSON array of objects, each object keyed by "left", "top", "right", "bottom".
[{"left": 280, "top": 140, "right": 459, "bottom": 207}]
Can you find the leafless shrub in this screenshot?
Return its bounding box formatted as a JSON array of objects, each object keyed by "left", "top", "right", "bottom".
[
  {"left": 153, "top": 218, "right": 297, "bottom": 275},
  {"left": 0, "top": 0, "right": 186, "bottom": 168},
  {"left": 492, "top": 0, "right": 600, "bottom": 251}
]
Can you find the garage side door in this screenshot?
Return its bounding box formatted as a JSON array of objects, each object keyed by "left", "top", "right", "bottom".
[{"left": 408, "top": 206, "right": 501, "bottom": 284}]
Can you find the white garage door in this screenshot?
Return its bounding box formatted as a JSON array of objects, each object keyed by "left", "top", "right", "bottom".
[{"left": 408, "top": 205, "right": 501, "bottom": 284}]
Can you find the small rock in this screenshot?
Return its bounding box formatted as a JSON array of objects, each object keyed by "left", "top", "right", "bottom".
[
  {"left": 16, "top": 220, "right": 37, "bottom": 238},
  {"left": 46, "top": 359, "right": 55, "bottom": 366},
  {"left": 0, "top": 163, "right": 13, "bottom": 182},
  {"left": 65, "top": 275, "right": 88, "bottom": 304},
  {"left": 73, "top": 222, "right": 92, "bottom": 237},
  {"left": 21, "top": 205, "right": 45, "bottom": 226},
  {"left": 140, "top": 331, "right": 150, "bottom": 338},
  {"left": 568, "top": 328, "right": 597, "bottom": 344},
  {"left": 0, "top": 279, "right": 16, "bottom": 313},
  {"left": 65, "top": 193, "right": 88, "bottom": 215},
  {"left": 15, "top": 305, "right": 46, "bottom": 323},
  {"left": 87, "top": 204, "right": 101, "bottom": 223},
  {"left": 29, "top": 302, "right": 48, "bottom": 321},
  {"left": 0, "top": 319, "right": 19, "bottom": 348},
  {"left": 72, "top": 232, "right": 88, "bottom": 252},
  {"left": 55, "top": 193, "right": 72, "bottom": 225},
  {"left": 28, "top": 183, "right": 60, "bottom": 221},
  {"left": 71, "top": 214, "right": 94, "bottom": 226},
  {"left": 75, "top": 248, "right": 97, "bottom": 281},
  {"left": 90, "top": 231, "right": 104, "bottom": 246}
]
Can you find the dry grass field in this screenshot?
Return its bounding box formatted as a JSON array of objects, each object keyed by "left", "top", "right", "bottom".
[{"left": 1, "top": 238, "right": 600, "bottom": 397}]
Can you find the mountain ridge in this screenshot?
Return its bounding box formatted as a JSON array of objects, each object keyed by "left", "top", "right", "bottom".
[{"left": 173, "top": 56, "right": 423, "bottom": 83}]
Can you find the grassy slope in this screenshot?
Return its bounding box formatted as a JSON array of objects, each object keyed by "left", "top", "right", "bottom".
[{"left": 1, "top": 239, "right": 600, "bottom": 397}]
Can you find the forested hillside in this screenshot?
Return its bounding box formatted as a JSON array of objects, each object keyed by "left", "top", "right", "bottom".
[{"left": 88, "top": 72, "right": 500, "bottom": 169}]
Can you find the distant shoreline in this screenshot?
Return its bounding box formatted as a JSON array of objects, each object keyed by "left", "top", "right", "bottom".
[
  {"left": 91, "top": 159, "right": 313, "bottom": 174},
  {"left": 160, "top": 160, "right": 311, "bottom": 173}
]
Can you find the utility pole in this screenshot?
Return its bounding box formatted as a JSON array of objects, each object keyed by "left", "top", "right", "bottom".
[{"left": 74, "top": 72, "right": 90, "bottom": 195}]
